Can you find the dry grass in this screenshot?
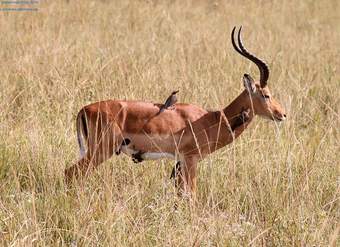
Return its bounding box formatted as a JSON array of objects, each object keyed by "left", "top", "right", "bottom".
[{"left": 0, "top": 0, "right": 339, "bottom": 246}]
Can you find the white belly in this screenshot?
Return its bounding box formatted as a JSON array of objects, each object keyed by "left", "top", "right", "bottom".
[
  {"left": 121, "top": 144, "right": 175, "bottom": 160},
  {"left": 141, "top": 152, "right": 175, "bottom": 160}
]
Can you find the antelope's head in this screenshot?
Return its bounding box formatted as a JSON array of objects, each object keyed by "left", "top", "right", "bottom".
[{"left": 231, "top": 27, "right": 286, "bottom": 122}]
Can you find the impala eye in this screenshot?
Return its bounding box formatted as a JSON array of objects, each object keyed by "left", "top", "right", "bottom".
[{"left": 262, "top": 95, "right": 270, "bottom": 99}]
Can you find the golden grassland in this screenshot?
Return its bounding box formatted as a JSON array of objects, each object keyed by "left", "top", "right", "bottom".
[{"left": 0, "top": 0, "right": 339, "bottom": 246}]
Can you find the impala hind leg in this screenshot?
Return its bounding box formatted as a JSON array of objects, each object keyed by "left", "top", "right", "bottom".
[
  {"left": 65, "top": 127, "right": 117, "bottom": 184},
  {"left": 65, "top": 142, "right": 115, "bottom": 184},
  {"left": 65, "top": 153, "right": 92, "bottom": 183}
]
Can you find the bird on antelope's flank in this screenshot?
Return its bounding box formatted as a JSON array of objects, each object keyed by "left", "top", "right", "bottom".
[{"left": 158, "top": 90, "right": 179, "bottom": 114}]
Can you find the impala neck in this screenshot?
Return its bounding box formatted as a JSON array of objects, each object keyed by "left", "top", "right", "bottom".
[
  {"left": 222, "top": 89, "right": 255, "bottom": 121},
  {"left": 182, "top": 90, "right": 255, "bottom": 157},
  {"left": 215, "top": 89, "right": 255, "bottom": 144}
]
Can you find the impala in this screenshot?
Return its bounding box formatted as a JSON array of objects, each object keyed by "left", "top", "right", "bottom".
[{"left": 65, "top": 27, "right": 286, "bottom": 197}]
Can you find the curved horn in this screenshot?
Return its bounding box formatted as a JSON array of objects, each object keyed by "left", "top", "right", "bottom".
[
  {"left": 231, "top": 26, "right": 269, "bottom": 87},
  {"left": 231, "top": 26, "right": 244, "bottom": 56}
]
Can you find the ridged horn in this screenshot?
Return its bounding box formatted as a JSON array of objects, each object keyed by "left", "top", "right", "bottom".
[{"left": 231, "top": 26, "right": 269, "bottom": 87}]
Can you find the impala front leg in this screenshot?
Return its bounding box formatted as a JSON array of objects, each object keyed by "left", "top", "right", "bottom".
[
  {"left": 176, "top": 156, "right": 198, "bottom": 200},
  {"left": 170, "top": 161, "right": 181, "bottom": 179}
]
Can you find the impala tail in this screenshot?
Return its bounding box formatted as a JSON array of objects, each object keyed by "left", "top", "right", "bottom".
[{"left": 76, "top": 110, "right": 88, "bottom": 159}]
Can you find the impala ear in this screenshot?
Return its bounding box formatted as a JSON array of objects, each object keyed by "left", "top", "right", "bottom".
[{"left": 243, "top": 74, "right": 256, "bottom": 94}]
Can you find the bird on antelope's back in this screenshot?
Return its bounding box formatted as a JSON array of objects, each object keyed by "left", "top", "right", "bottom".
[{"left": 158, "top": 90, "right": 179, "bottom": 114}]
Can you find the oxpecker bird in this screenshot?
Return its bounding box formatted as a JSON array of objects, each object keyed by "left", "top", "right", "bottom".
[{"left": 159, "top": 90, "right": 179, "bottom": 113}]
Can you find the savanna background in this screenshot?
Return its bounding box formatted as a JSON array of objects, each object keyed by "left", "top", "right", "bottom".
[{"left": 0, "top": 0, "right": 339, "bottom": 246}]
